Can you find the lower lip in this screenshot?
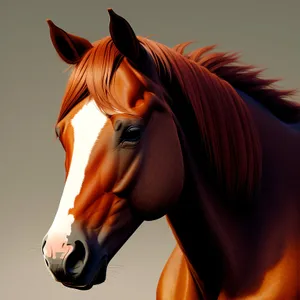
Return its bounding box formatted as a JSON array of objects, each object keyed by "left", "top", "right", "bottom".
[
  {"left": 92, "top": 265, "right": 107, "bottom": 284},
  {"left": 62, "top": 259, "right": 107, "bottom": 289},
  {"left": 62, "top": 282, "right": 93, "bottom": 290}
]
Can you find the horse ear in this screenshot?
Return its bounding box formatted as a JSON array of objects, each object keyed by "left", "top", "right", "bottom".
[
  {"left": 108, "top": 9, "right": 142, "bottom": 65},
  {"left": 46, "top": 19, "right": 93, "bottom": 64}
]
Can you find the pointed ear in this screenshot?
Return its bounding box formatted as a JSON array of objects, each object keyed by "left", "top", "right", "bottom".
[
  {"left": 108, "top": 9, "right": 143, "bottom": 65},
  {"left": 46, "top": 19, "right": 93, "bottom": 64}
]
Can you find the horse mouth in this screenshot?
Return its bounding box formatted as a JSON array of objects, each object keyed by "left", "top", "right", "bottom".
[
  {"left": 62, "top": 283, "right": 94, "bottom": 291},
  {"left": 62, "top": 257, "right": 108, "bottom": 290}
]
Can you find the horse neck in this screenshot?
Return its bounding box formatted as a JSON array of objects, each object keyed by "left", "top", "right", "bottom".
[
  {"left": 166, "top": 161, "right": 243, "bottom": 299},
  {"left": 166, "top": 89, "right": 300, "bottom": 299},
  {"left": 165, "top": 117, "right": 258, "bottom": 299},
  {"left": 170, "top": 161, "right": 278, "bottom": 299}
]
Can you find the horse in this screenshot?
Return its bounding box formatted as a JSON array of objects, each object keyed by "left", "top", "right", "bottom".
[{"left": 41, "top": 8, "right": 300, "bottom": 300}]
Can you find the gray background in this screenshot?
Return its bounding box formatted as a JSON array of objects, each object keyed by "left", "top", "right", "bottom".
[{"left": 1, "top": 0, "right": 299, "bottom": 299}]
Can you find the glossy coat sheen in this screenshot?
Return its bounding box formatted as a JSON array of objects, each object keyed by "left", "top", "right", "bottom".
[{"left": 42, "top": 9, "right": 300, "bottom": 300}]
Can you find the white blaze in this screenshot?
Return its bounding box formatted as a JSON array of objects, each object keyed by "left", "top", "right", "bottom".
[{"left": 46, "top": 100, "right": 107, "bottom": 243}]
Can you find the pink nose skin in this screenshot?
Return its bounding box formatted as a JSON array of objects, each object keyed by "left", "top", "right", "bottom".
[
  {"left": 41, "top": 234, "right": 88, "bottom": 283},
  {"left": 43, "top": 238, "right": 74, "bottom": 260},
  {"left": 41, "top": 223, "right": 109, "bottom": 290}
]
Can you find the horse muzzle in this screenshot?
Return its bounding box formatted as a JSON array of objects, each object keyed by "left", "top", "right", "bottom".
[{"left": 42, "top": 225, "right": 108, "bottom": 289}]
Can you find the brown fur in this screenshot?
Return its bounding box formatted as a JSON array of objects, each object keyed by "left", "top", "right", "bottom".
[
  {"left": 56, "top": 37, "right": 299, "bottom": 203},
  {"left": 45, "top": 15, "right": 300, "bottom": 299}
]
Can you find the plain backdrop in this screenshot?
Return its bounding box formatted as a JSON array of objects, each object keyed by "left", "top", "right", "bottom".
[{"left": 1, "top": 0, "right": 299, "bottom": 299}]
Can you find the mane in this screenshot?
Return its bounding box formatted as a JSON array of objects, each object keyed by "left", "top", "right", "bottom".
[{"left": 56, "top": 36, "right": 300, "bottom": 203}]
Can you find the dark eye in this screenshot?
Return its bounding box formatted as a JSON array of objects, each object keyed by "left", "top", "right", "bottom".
[{"left": 121, "top": 126, "right": 142, "bottom": 143}]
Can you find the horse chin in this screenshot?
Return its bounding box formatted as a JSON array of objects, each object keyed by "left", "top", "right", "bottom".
[
  {"left": 62, "top": 283, "right": 94, "bottom": 291},
  {"left": 140, "top": 210, "right": 166, "bottom": 221},
  {"left": 62, "top": 258, "right": 108, "bottom": 291},
  {"left": 129, "top": 203, "right": 171, "bottom": 221}
]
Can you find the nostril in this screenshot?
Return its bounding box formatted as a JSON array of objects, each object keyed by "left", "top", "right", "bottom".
[
  {"left": 65, "top": 241, "right": 87, "bottom": 276},
  {"left": 44, "top": 258, "right": 49, "bottom": 267},
  {"left": 41, "top": 238, "right": 47, "bottom": 255}
]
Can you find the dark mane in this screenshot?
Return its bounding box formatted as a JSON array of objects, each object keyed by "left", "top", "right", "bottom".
[
  {"left": 56, "top": 36, "right": 300, "bottom": 202},
  {"left": 179, "top": 42, "right": 300, "bottom": 123}
]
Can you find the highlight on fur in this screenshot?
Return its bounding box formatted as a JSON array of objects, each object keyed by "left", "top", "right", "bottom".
[{"left": 56, "top": 35, "right": 300, "bottom": 202}]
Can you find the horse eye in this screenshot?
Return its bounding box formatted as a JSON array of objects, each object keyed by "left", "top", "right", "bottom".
[{"left": 121, "top": 126, "right": 142, "bottom": 143}]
